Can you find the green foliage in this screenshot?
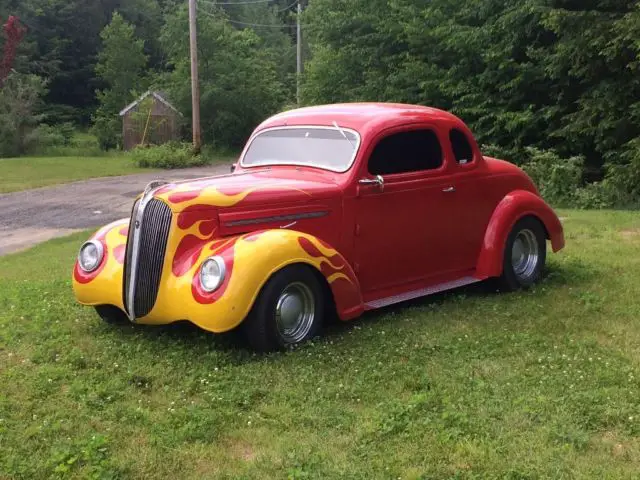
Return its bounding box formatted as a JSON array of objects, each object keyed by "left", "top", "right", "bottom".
[
  {"left": 303, "top": 0, "right": 640, "bottom": 206},
  {"left": 159, "top": 6, "right": 285, "bottom": 147},
  {"left": 26, "top": 128, "right": 104, "bottom": 157},
  {"left": 50, "top": 434, "right": 123, "bottom": 478},
  {"left": 92, "top": 12, "right": 148, "bottom": 150},
  {"left": 3, "top": 0, "right": 639, "bottom": 204},
  {"left": 522, "top": 148, "right": 585, "bottom": 207},
  {"left": 131, "top": 142, "right": 208, "bottom": 169},
  {"left": 0, "top": 73, "right": 46, "bottom": 157},
  {"left": 1, "top": 0, "right": 165, "bottom": 124},
  {"left": 602, "top": 138, "right": 640, "bottom": 208}
]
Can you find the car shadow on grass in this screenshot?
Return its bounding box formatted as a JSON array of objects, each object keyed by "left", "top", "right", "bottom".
[
  {"left": 103, "top": 259, "right": 592, "bottom": 354},
  {"left": 323, "top": 260, "right": 595, "bottom": 341}
]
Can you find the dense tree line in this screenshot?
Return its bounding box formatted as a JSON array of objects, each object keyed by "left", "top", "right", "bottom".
[
  {"left": 0, "top": 0, "right": 638, "bottom": 205},
  {"left": 303, "top": 0, "right": 640, "bottom": 205}
]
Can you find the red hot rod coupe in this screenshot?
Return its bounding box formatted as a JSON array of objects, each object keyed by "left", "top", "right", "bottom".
[{"left": 73, "top": 103, "right": 565, "bottom": 351}]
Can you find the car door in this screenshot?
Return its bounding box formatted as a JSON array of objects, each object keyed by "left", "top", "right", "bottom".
[{"left": 352, "top": 125, "right": 463, "bottom": 295}]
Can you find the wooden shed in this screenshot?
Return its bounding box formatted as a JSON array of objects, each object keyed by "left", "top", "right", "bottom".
[{"left": 119, "top": 91, "right": 183, "bottom": 150}]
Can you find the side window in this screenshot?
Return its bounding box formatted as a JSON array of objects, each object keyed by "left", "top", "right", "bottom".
[
  {"left": 368, "top": 129, "right": 443, "bottom": 176},
  {"left": 449, "top": 129, "right": 474, "bottom": 165}
]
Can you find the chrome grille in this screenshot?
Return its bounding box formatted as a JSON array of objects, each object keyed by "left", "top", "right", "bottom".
[
  {"left": 134, "top": 199, "right": 172, "bottom": 316},
  {"left": 122, "top": 183, "right": 171, "bottom": 320}
]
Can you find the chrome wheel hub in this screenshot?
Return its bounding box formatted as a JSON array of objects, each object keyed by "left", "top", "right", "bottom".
[
  {"left": 275, "top": 282, "right": 315, "bottom": 343},
  {"left": 511, "top": 228, "right": 539, "bottom": 279}
]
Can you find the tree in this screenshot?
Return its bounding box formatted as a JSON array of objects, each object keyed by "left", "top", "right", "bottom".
[
  {"left": 0, "top": 0, "right": 165, "bottom": 124},
  {"left": 159, "top": 6, "right": 285, "bottom": 147},
  {"left": 92, "top": 12, "right": 147, "bottom": 149},
  {"left": 302, "top": 0, "right": 640, "bottom": 204},
  {"left": 0, "top": 72, "right": 45, "bottom": 157}
]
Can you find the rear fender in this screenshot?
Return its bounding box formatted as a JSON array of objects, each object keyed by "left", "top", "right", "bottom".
[{"left": 476, "top": 190, "right": 565, "bottom": 278}]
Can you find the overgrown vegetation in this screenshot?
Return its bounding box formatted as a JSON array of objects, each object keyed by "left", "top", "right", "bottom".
[
  {"left": 131, "top": 142, "right": 209, "bottom": 169},
  {"left": 303, "top": 0, "right": 640, "bottom": 207},
  {"left": 0, "top": 73, "right": 45, "bottom": 157},
  {"left": 2, "top": 211, "right": 640, "bottom": 477},
  {"left": 159, "top": 5, "right": 286, "bottom": 148},
  {"left": 92, "top": 12, "right": 148, "bottom": 150}
]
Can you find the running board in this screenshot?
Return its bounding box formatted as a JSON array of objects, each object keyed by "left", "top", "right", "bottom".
[{"left": 364, "top": 276, "right": 481, "bottom": 310}]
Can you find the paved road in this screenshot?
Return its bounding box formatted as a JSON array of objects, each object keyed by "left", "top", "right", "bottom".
[{"left": 0, "top": 164, "right": 231, "bottom": 256}]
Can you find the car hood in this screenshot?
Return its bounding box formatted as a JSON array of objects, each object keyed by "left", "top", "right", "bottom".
[{"left": 152, "top": 168, "right": 341, "bottom": 213}]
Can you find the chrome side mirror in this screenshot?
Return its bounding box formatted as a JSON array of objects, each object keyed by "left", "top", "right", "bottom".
[{"left": 230, "top": 163, "right": 237, "bottom": 173}]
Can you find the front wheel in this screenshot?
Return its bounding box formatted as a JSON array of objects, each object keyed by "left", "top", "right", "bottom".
[
  {"left": 94, "top": 305, "right": 129, "bottom": 325},
  {"left": 498, "top": 217, "right": 547, "bottom": 291},
  {"left": 243, "top": 265, "right": 325, "bottom": 352}
]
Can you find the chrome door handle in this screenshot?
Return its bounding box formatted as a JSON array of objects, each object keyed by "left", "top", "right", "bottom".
[
  {"left": 358, "top": 175, "right": 384, "bottom": 192},
  {"left": 442, "top": 186, "right": 456, "bottom": 193}
]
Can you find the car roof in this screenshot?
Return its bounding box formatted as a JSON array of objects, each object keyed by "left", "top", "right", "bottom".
[{"left": 256, "top": 102, "right": 466, "bottom": 134}]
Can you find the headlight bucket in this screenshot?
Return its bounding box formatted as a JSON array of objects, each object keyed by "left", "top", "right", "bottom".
[
  {"left": 199, "top": 256, "right": 226, "bottom": 293},
  {"left": 78, "top": 240, "right": 104, "bottom": 272}
]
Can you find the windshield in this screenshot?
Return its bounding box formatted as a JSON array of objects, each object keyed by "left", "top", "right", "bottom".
[{"left": 240, "top": 126, "right": 360, "bottom": 173}]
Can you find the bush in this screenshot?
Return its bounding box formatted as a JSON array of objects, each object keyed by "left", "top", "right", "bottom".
[
  {"left": 573, "top": 182, "right": 615, "bottom": 210},
  {"left": 0, "top": 73, "right": 46, "bottom": 157},
  {"left": 522, "top": 147, "right": 585, "bottom": 207},
  {"left": 131, "top": 142, "right": 209, "bottom": 169},
  {"left": 25, "top": 127, "right": 103, "bottom": 157}
]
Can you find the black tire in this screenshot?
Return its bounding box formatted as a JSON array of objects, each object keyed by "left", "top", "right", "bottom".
[
  {"left": 498, "top": 216, "right": 547, "bottom": 291},
  {"left": 95, "top": 305, "right": 129, "bottom": 325},
  {"left": 243, "top": 265, "right": 325, "bottom": 352}
]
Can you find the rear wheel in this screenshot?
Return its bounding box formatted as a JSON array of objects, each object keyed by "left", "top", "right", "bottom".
[
  {"left": 498, "top": 217, "right": 547, "bottom": 291},
  {"left": 94, "top": 305, "right": 129, "bottom": 325},
  {"left": 243, "top": 265, "right": 325, "bottom": 352}
]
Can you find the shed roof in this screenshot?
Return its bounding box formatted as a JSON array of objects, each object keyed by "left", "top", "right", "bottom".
[{"left": 118, "top": 91, "right": 182, "bottom": 117}]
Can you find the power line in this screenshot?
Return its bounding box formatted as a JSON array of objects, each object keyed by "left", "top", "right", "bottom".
[
  {"left": 198, "top": 0, "right": 300, "bottom": 14},
  {"left": 199, "top": 0, "right": 277, "bottom": 6},
  {"left": 274, "top": 0, "right": 299, "bottom": 13},
  {"left": 197, "top": 5, "right": 309, "bottom": 28}
]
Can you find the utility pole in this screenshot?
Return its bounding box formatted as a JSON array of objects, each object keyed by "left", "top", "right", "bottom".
[
  {"left": 188, "top": 0, "right": 202, "bottom": 153},
  {"left": 296, "top": 2, "right": 302, "bottom": 105}
]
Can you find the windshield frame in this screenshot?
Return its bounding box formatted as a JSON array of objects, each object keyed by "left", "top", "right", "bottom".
[{"left": 239, "top": 125, "right": 362, "bottom": 173}]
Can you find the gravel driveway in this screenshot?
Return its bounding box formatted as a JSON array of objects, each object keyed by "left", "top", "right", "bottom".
[{"left": 0, "top": 164, "right": 231, "bottom": 256}]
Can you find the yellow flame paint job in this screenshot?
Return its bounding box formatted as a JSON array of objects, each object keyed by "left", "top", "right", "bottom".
[{"left": 72, "top": 222, "right": 360, "bottom": 333}]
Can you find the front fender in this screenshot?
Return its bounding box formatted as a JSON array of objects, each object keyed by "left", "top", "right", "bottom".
[
  {"left": 141, "top": 229, "right": 364, "bottom": 332},
  {"left": 72, "top": 219, "right": 129, "bottom": 309},
  {"left": 476, "top": 190, "right": 565, "bottom": 279}
]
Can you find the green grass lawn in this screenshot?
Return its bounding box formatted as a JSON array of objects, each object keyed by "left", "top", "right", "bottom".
[
  {"left": 1, "top": 210, "right": 640, "bottom": 478},
  {"left": 0, "top": 156, "right": 153, "bottom": 193}
]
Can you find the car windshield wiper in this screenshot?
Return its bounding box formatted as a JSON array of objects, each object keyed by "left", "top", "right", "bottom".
[{"left": 332, "top": 120, "right": 356, "bottom": 150}]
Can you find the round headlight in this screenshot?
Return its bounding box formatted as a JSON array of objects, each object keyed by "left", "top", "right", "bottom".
[
  {"left": 78, "top": 240, "right": 104, "bottom": 272},
  {"left": 200, "top": 256, "right": 226, "bottom": 292}
]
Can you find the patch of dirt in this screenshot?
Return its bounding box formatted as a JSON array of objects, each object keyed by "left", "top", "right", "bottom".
[
  {"left": 620, "top": 229, "right": 640, "bottom": 240},
  {"left": 228, "top": 439, "right": 257, "bottom": 462},
  {"left": 595, "top": 431, "right": 639, "bottom": 461}
]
